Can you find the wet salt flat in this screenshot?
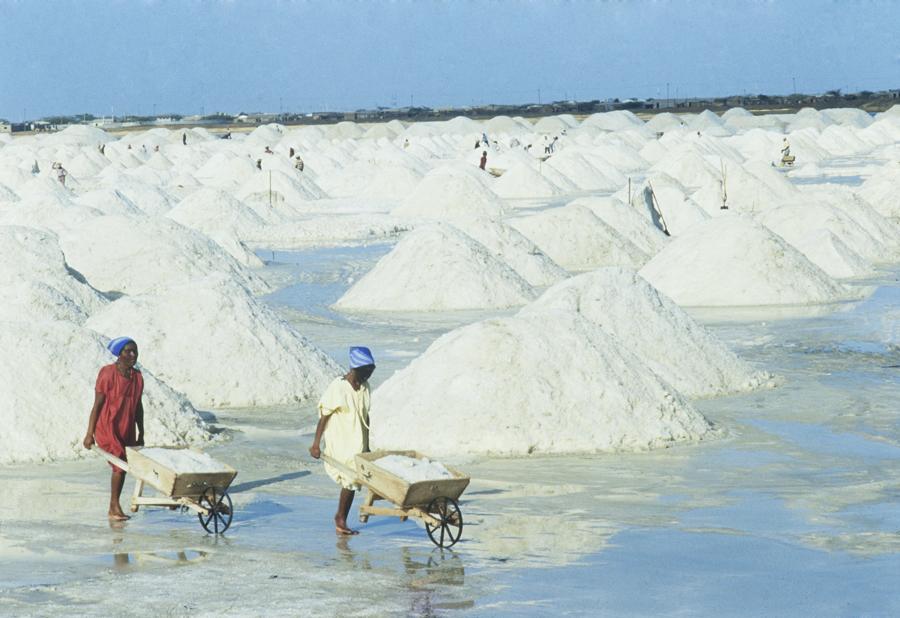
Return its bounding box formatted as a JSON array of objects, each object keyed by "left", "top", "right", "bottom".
[{"left": 2, "top": 252, "right": 898, "bottom": 616}]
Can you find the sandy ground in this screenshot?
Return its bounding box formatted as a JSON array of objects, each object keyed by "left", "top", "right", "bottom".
[{"left": 2, "top": 232, "right": 898, "bottom": 616}]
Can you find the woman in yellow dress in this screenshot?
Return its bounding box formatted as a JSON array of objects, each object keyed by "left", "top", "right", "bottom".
[{"left": 309, "top": 346, "right": 375, "bottom": 535}]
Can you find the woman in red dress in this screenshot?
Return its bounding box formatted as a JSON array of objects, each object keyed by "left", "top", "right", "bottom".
[{"left": 83, "top": 337, "right": 145, "bottom": 520}]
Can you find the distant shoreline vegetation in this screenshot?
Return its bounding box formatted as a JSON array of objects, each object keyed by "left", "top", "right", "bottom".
[{"left": 4, "top": 87, "right": 899, "bottom": 132}]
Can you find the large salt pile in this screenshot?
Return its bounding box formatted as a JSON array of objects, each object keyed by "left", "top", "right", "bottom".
[
  {"left": 570, "top": 196, "right": 669, "bottom": 256},
  {"left": 392, "top": 167, "right": 507, "bottom": 221},
  {"left": 451, "top": 217, "right": 567, "bottom": 287},
  {"left": 519, "top": 268, "right": 770, "bottom": 397},
  {"left": 638, "top": 175, "right": 709, "bottom": 236},
  {"left": 371, "top": 309, "right": 713, "bottom": 457},
  {"left": 0, "top": 320, "right": 208, "bottom": 464},
  {"left": 639, "top": 214, "right": 858, "bottom": 306},
  {"left": 509, "top": 204, "right": 648, "bottom": 271},
  {"left": 493, "top": 162, "right": 565, "bottom": 198},
  {"left": 56, "top": 214, "right": 269, "bottom": 296},
  {"left": 335, "top": 224, "right": 535, "bottom": 311},
  {"left": 85, "top": 277, "right": 339, "bottom": 408},
  {"left": 0, "top": 226, "right": 107, "bottom": 323}
]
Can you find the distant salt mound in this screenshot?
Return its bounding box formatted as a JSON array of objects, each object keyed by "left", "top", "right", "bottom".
[
  {"left": 856, "top": 164, "right": 900, "bottom": 219},
  {"left": 0, "top": 226, "right": 108, "bottom": 323},
  {"left": 236, "top": 168, "right": 325, "bottom": 206},
  {"left": 86, "top": 278, "right": 339, "bottom": 408},
  {"left": 639, "top": 176, "right": 709, "bottom": 235},
  {"left": 334, "top": 224, "right": 535, "bottom": 311},
  {"left": 760, "top": 202, "right": 888, "bottom": 267},
  {"left": 652, "top": 148, "right": 721, "bottom": 189},
  {"left": 545, "top": 150, "right": 620, "bottom": 191},
  {"left": 194, "top": 153, "right": 258, "bottom": 189},
  {"left": 582, "top": 110, "right": 645, "bottom": 132},
  {"left": 74, "top": 189, "right": 144, "bottom": 216},
  {"left": 451, "top": 217, "right": 567, "bottom": 287},
  {"left": 570, "top": 196, "right": 669, "bottom": 257},
  {"left": 493, "top": 162, "right": 565, "bottom": 198},
  {"left": 521, "top": 268, "right": 769, "bottom": 397},
  {"left": 371, "top": 310, "right": 713, "bottom": 457},
  {"left": 534, "top": 115, "right": 576, "bottom": 134},
  {"left": 0, "top": 320, "right": 209, "bottom": 465},
  {"left": 57, "top": 214, "right": 269, "bottom": 296},
  {"left": 639, "top": 214, "right": 856, "bottom": 306},
  {"left": 393, "top": 167, "right": 507, "bottom": 221},
  {"left": 510, "top": 204, "right": 648, "bottom": 271}
]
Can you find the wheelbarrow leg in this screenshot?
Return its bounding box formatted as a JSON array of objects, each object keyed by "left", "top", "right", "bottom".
[
  {"left": 130, "top": 479, "right": 144, "bottom": 513},
  {"left": 359, "top": 490, "right": 376, "bottom": 523}
]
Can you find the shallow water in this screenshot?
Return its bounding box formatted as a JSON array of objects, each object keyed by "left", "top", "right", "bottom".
[{"left": 2, "top": 254, "right": 899, "bottom": 617}]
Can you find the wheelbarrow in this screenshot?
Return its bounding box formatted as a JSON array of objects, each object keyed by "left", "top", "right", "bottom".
[
  {"left": 94, "top": 446, "right": 237, "bottom": 534},
  {"left": 321, "top": 450, "right": 470, "bottom": 548}
]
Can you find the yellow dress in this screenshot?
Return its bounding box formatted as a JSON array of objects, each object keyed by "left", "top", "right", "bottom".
[{"left": 318, "top": 377, "right": 370, "bottom": 490}]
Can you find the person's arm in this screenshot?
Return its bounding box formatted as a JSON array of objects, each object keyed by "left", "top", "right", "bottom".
[
  {"left": 135, "top": 398, "right": 145, "bottom": 446},
  {"left": 309, "top": 413, "right": 330, "bottom": 459},
  {"left": 83, "top": 392, "right": 105, "bottom": 449}
]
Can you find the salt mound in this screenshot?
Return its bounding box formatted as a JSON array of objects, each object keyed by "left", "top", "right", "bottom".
[
  {"left": 138, "top": 447, "right": 232, "bottom": 473},
  {"left": 0, "top": 226, "right": 107, "bottom": 323},
  {"left": 451, "top": 217, "right": 567, "bottom": 286},
  {"left": 519, "top": 268, "right": 770, "bottom": 397},
  {"left": 0, "top": 320, "right": 208, "bottom": 465},
  {"left": 334, "top": 224, "right": 535, "bottom": 311},
  {"left": 582, "top": 110, "right": 645, "bottom": 131},
  {"left": 570, "top": 196, "right": 669, "bottom": 256},
  {"left": 194, "top": 153, "right": 258, "bottom": 189},
  {"left": 510, "top": 204, "right": 648, "bottom": 271},
  {"left": 639, "top": 176, "right": 709, "bottom": 235},
  {"left": 371, "top": 310, "right": 713, "bottom": 457},
  {"left": 545, "top": 151, "right": 620, "bottom": 191},
  {"left": 639, "top": 214, "right": 856, "bottom": 306},
  {"left": 652, "top": 148, "right": 721, "bottom": 188},
  {"left": 493, "top": 162, "right": 565, "bottom": 198},
  {"left": 86, "top": 277, "right": 339, "bottom": 408},
  {"left": 392, "top": 167, "right": 507, "bottom": 221},
  {"left": 235, "top": 168, "right": 325, "bottom": 205},
  {"left": 57, "top": 214, "right": 269, "bottom": 296}
]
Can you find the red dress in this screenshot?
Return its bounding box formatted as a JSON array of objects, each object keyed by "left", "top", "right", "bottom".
[{"left": 94, "top": 364, "right": 143, "bottom": 462}]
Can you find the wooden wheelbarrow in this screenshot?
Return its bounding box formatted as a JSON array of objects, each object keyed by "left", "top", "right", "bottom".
[
  {"left": 94, "top": 446, "right": 237, "bottom": 534},
  {"left": 321, "top": 450, "right": 470, "bottom": 547}
]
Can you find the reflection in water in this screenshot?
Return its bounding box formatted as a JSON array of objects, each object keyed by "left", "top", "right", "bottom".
[{"left": 111, "top": 549, "right": 207, "bottom": 569}]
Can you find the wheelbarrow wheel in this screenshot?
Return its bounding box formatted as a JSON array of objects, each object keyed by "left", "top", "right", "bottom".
[
  {"left": 198, "top": 487, "right": 233, "bottom": 534},
  {"left": 425, "top": 496, "right": 462, "bottom": 548}
]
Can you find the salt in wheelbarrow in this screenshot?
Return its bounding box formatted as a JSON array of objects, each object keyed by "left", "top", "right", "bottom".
[
  {"left": 321, "top": 450, "right": 470, "bottom": 548},
  {"left": 94, "top": 446, "right": 237, "bottom": 534}
]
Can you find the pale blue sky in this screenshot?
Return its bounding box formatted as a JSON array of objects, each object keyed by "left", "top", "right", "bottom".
[{"left": 1, "top": 1, "right": 898, "bottom": 121}]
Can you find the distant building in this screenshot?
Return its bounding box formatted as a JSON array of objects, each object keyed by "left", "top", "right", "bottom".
[{"left": 0, "top": 121, "right": 10, "bottom": 133}]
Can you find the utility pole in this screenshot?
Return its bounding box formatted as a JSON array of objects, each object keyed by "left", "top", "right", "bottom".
[
  {"left": 666, "top": 82, "right": 670, "bottom": 108},
  {"left": 538, "top": 87, "right": 541, "bottom": 105},
  {"left": 792, "top": 76, "right": 796, "bottom": 94}
]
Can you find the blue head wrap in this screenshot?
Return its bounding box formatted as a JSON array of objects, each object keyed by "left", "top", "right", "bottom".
[
  {"left": 349, "top": 346, "right": 375, "bottom": 369},
  {"left": 107, "top": 337, "right": 135, "bottom": 356}
]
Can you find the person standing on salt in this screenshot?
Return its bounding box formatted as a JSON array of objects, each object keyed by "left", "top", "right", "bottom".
[
  {"left": 309, "top": 346, "right": 375, "bottom": 535},
  {"left": 83, "top": 337, "right": 145, "bottom": 521}
]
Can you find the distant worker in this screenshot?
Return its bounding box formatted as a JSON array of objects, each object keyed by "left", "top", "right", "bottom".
[
  {"left": 403, "top": 138, "right": 410, "bottom": 149},
  {"left": 153, "top": 145, "right": 159, "bottom": 152},
  {"left": 294, "top": 156, "right": 304, "bottom": 172},
  {"left": 309, "top": 347, "right": 376, "bottom": 535},
  {"left": 289, "top": 147, "right": 295, "bottom": 158},
  {"left": 98, "top": 144, "right": 106, "bottom": 156},
  {"left": 53, "top": 162, "right": 67, "bottom": 186},
  {"left": 256, "top": 158, "right": 262, "bottom": 170},
  {"left": 481, "top": 132, "right": 489, "bottom": 146},
  {"left": 31, "top": 160, "right": 40, "bottom": 175},
  {"left": 474, "top": 139, "right": 481, "bottom": 150},
  {"left": 479, "top": 150, "right": 487, "bottom": 171},
  {"left": 264, "top": 146, "right": 273, "bottom": 154},
  {"left": 182, "top": 132, "right": 187, "bottom": 146},
  {"left": 781, "top": 138, "right": 791, "bottom": 158}
]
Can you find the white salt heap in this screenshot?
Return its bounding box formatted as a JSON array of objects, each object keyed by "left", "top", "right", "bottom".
[
  {"left": 374, "top": 454, "right": 453, "bottom": 482},
  {"left": 85, "top": 277, "right": 340, "bottom": 408},
  {"left": 519, "top": 268, "right": 771, "bottom": 398},
  {"left": 335, "top": 224, "right": 535, "bottom": 311},
  {"left": 392, "top": 167, "right": 507, "bottom": 222},
  {"left": 371, "top": 308, "right": 714, "bottom": 457},
  {"left": 138, "top": 447, "right": 232, "bottom": 474},
  {"left": 510, "top": 204, "right": 648, "bottom": 271},
  {"left": 639, "top": 215, "right": 858, "bottom": 306}
]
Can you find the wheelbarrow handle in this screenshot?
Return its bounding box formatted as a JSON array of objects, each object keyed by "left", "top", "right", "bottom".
[
  {"left": 92, "top": 445, "right": 130, "bottom": 472},
  {"left": 319, "top": 453, "right": 359, "bottom": 482}
]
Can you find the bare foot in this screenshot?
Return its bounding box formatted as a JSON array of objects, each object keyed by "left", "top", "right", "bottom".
[
  {"left": 335, "top": 525, "right": 359, "bottom": 535},
  {"left": 108, "top": 512, "right": 131, "bottom": 521}
]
